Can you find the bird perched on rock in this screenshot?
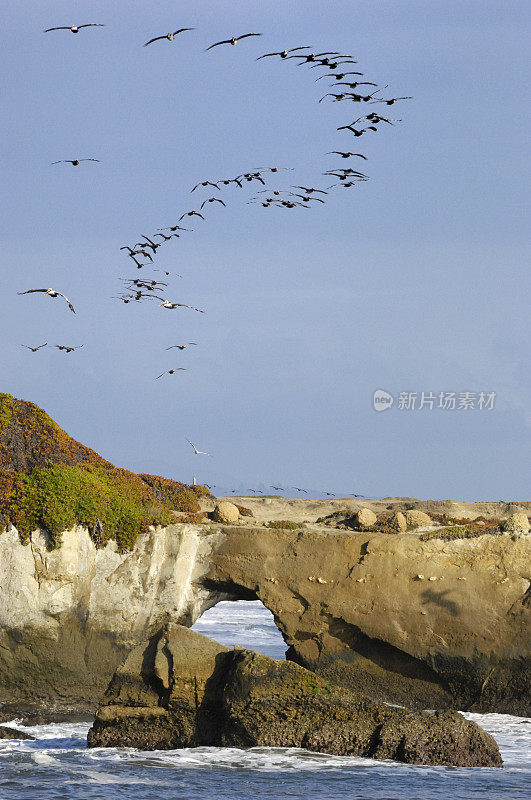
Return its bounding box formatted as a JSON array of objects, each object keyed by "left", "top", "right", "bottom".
[{"left": 17, "top": 288, "right": 76, "bottom": 313}]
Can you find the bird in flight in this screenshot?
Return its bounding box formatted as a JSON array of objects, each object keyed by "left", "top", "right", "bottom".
[
  {"left": 21, "top": 343, "right": 47, "bottom": 352},
  {"left": 55, "top": 344, "right": 84, "bottom": 353},
  {"left": 287, "top": 51, "right": 339, "bottom": 63},
  {"left": 51, "top": 158, "right": 100, "bottom": 166},
  {"left": 324, "top": 492, "right": 336, "bottom": 497},
  {"left": 186, "top": 439, "right": 212, "bottom": 456},
  {"left": 44, "top": 24, "right": 105, "bottom": 34},
  {"left": 143, "top": 28, "right": 194, "bottom": 47},
  {"left": 200, "top": 197, "right": 226, "bottom": 209},
  {"left": 371, "top": 96, "right": 412, "bottom": 105},
  {"left": 18, "top": 288, "right": 75, "bottom": 313},
  {"left": 156, "top": 368, "right": 187, "bottom": 379},
  {"left": 157, "top": 299, "right": 204, "bottom": 313},
  {"left": 166, "top": 343, "right": 197, "bottom": 350},
  {"left": 179, "top": 210, "right": 205, "bottom": 221},
  {"left": 206, "top": 33, "right": 262, "bottom": 51},
  {"left": 292, "top": 185, "right": 328, "bottom": 195},
  {"left": 256, "top": 46, "right": 311, "bottom": 60},
  {"left": 327, "top": 151, "right": 368, "bottom": 159},
  {"left": 191, "top": 180, "right": 220, "bottom": 192},
  {"left": 270, "top": 485, "right": 284, "bottom": 491},
  {"left": 292, "top": 486, "right": 308, "bottom": 493}
]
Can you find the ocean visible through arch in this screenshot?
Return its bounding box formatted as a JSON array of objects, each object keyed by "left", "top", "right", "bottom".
[{"left": 0, "top": 601, "right": 528, "bottom": 800}]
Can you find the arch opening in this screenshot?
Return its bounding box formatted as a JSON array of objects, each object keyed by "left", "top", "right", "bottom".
[{"left": 191, "top": 599, "right": 288, "bottom": 660}]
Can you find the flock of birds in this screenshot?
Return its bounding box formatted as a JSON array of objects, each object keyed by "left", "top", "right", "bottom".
[{"left": 16, "top": 20, "right": 408, "bottom": 495}]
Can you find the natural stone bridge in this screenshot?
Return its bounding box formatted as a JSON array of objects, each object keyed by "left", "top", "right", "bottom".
[{"left": 0, "top": 523, "right": 529, "bottom": 715}]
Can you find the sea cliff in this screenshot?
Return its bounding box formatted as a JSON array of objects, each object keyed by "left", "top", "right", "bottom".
[{"left": 0, "top": 520, "right": 528, "bottom": 715}]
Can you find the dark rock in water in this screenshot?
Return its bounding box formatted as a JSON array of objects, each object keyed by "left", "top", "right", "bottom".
[
  {"left": 0, "top": 724, "right": 34, "bottom": 740},
  {"left": 87, "top": 625, "right": 502, "bottom": 767}
]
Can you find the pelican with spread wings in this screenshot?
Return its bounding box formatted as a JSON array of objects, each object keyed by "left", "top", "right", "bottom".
[{"left": 17, "top": 288, "right": 76, "bottom": 313}]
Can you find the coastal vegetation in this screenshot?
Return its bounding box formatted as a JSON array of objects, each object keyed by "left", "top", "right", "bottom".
[{"left": 0, "top": 393, "right": 209, "bottom": 549}]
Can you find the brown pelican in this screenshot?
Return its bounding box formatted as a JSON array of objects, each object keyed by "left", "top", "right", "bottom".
[
  {"left": 206, "top": 33, "right": 262, "bottom": 51},
  {"left": 156, "top": 368, "right": 187, "bottom": 379},
  {"left": 44, "top": 24, "right": 105, "bottom": 34},
  {"left": 327, "top": 151, "right": 368, "bottom": 159},
  {"left": 179, "top": 211, "right": 205, "bottom": 221},
  {"left": 51, "top": 158, "right": 100, "bottom": 166},
  {"left": 256, "top": 46, "right": 311, "bottom": 60},
  {"left": 21, "top": 343, "right": 47, "bottom": 352},
  {"left": 144, "top": 28, "right": 194, "bottom": 47},
  {"left": 55, "top": 344, "right": 84, "bottom": 353},
  {"left": 371, "top": 96, "right": 412, "bottom": 105},
  {"left": 17, "top": 288, "right": 75, "bottom": 313},
  {"left": 200, "top": 197, "right": 226, "bottom": 209},
  {"left": 166, "top": 343, "right": 197, "bottom": 351},
  {"left": 157, "top": 299, "right": 204, "bottom": 313},
  {"left": 191, "top": 180, "right": 220, "bottom": 192}
]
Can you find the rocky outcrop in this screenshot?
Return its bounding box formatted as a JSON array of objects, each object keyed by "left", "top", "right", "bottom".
[
  {"left": 388, "top": 512, "right": 407, "bottom": 532},
  {"left": 0, "top": 725, "right": 34, "bottom": 740},
  {"left": 212, "top": 502, "right": 240, "bottom": 524},
  {"left": 0, "top": 521, "right": 529, "bottom": 715},
  {"left": 355, "top": 508, "right": 377, "bottom": 527},
  {"left": 88, "top": 624, "right": 502, "bottom": 767},
  {"left": 404, "top": 510, "right": 433, "bottom": 529},
  {"left": 503, "top": 513, "right": 530, "bottom": 532}
]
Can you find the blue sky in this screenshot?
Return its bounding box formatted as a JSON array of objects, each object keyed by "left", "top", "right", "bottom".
[{"left": 2, "top": 1, "right": 529, "bottom": 499}]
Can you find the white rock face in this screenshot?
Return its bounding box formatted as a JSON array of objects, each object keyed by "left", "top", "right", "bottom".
[{"left": 0, "top": 524, "right": 226, "bottom": 708}]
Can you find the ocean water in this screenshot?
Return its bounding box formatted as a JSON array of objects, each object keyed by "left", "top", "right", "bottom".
[{"left": 0, "top": 601, "right": 529, "bottom": 800}]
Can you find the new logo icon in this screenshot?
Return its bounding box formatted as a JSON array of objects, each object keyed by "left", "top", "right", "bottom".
[{"left": 373, "top": 389, "right": 394, "bottom": 412}]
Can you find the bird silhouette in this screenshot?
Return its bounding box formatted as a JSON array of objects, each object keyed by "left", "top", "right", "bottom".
[
  {"left": 21, "top": 343, "right": 47, "bottom": 352},
  {"left": 44, "top": 24, "right": 105, "bottom": 34},
  {"left": 206, "top": 33, "right": 262, "bottom": 51},
  {"left": 156, "top": 368, "right": 187, "bottom": 379},
  {"left": 51, "top": 158, "right": 100, "bottom": 166},
  {"left": 144, "top": 28, "right": 194, "bottom": 47}
]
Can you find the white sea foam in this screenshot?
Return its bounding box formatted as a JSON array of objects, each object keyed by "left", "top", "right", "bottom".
[{"left": 0, "top": 602, "right": 529, "bottom": 799}]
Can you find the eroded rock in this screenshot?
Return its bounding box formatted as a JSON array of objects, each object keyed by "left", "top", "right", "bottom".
[
  {"left": 355, "top": 508, "right": 377, "bottom": 528},
  {"left": 503, "top": 513, "right": 530, "bottom": 532},
  {"left": 404, "top": 510, "right": 432, "bottom": 529},
  {"left": 88, "top": 625, "right": 502, "bottom": 767},
  {"left": 388, "top": 512, "right": 407, "bottom": 532},
  {"left": 212, "top": 502, "right": 240, "bottom": 523}
]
